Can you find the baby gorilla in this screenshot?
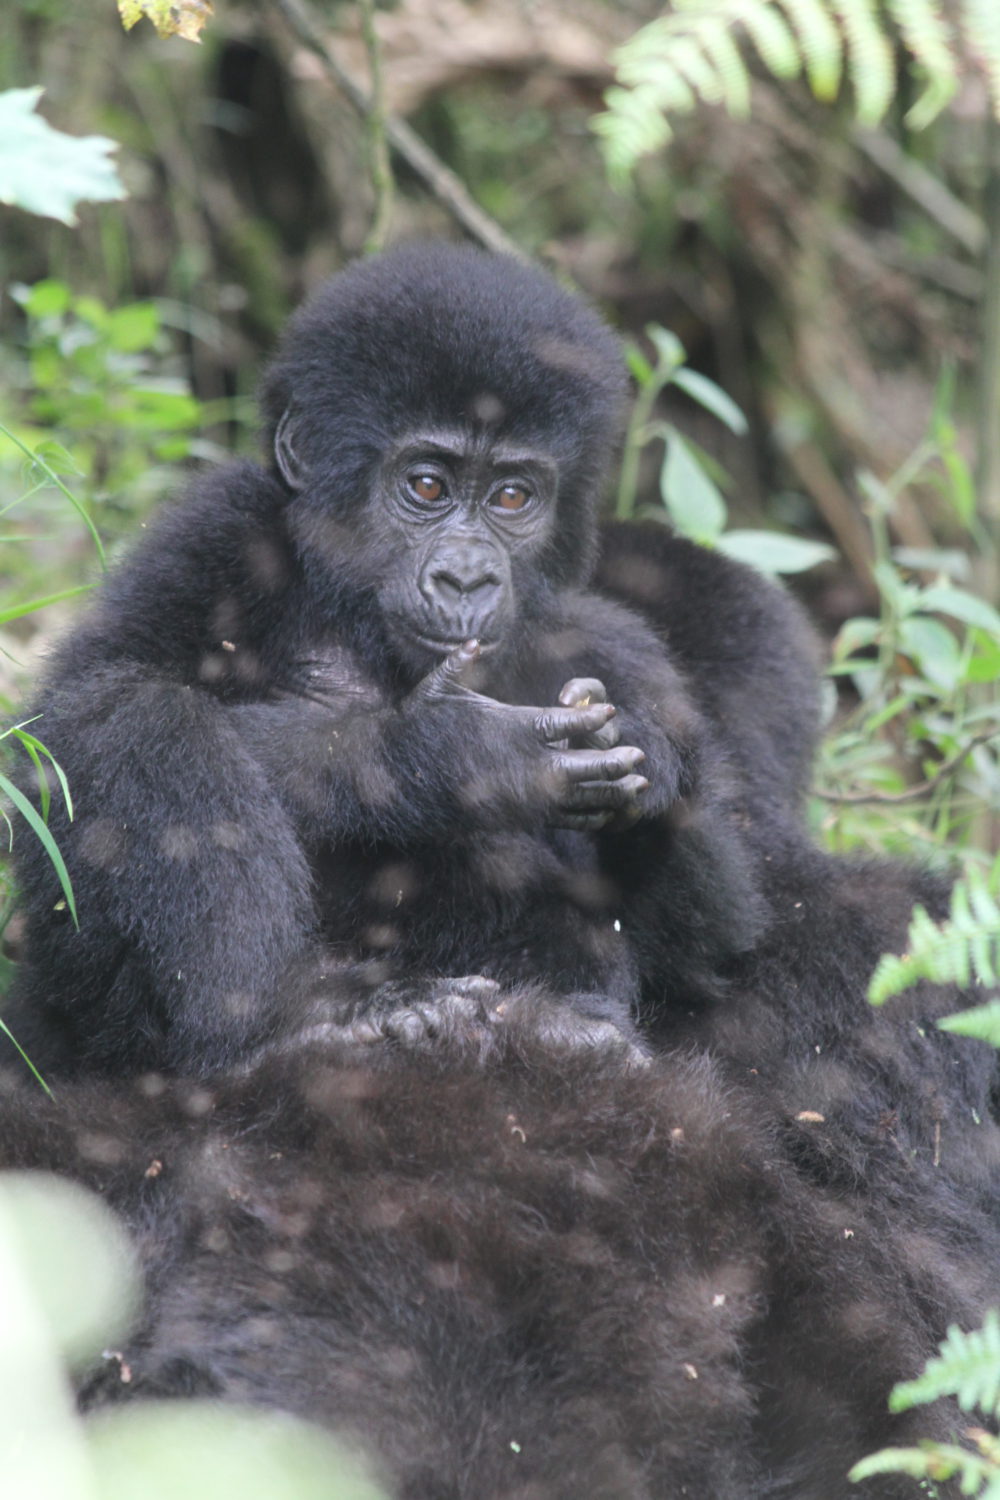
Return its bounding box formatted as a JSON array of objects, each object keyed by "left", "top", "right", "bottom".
[{"left": 5, "top": 243, "right": 804, "bottom": 1078}]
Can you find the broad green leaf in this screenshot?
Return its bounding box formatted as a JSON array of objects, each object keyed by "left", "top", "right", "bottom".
[
  {"left": 108, "top": 302, "right": 160, "bottom": 353},
  {"left": 717, "top": 529, "right": 836, "bottom": 574},
  {"left": 0, "top": 88, "right": 126, "bottom": 225},
  {"left": 671, "top": 368, "right": 749, "bottom": 434},
  {"left": 658, "top": 428, "right": 727, "bottom": 542},
  {"left": 832, "top": 615, "right": 881, "bottom": 660},
  {"left": 919, "top": 584, "right": 1000, "bottom": 638},
  {"left": 87, "top": 1403, "right": 386, "bottom": 1499},
  {"left": 890, "top": 546, "right": 970, "bottom": 580},
  {"left": 21, "top": 279, "right": 71, "bottom": 319},
  {"left": 898, "top": 615, "right": 962, "bottom": 690}
]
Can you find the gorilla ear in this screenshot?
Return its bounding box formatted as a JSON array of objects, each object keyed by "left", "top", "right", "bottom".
[{"left": 274, "top": 408, "right": 307, "bottom": 491}]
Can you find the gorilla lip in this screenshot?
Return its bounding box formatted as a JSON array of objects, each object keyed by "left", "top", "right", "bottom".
[{"left": 417, "top": 632, "right": 497, "bottom": 655}]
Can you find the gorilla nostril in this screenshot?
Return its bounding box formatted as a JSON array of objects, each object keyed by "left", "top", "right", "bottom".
[{"left": 431, "top": 567, "right": 499, "bottom": 599}]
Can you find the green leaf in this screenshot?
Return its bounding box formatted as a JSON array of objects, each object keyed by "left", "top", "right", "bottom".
[
  {"left": 890, "top": 546, "right": 970, "bottom": 580},
  {"left": 671, "top": 368, "right": 749, "bottom": 434},
  {"left": 0, "top": 774, "right": 77, "bottom": 928},
  {"left": 777, "top": 0, "right": 843, "bottom": 100},
  {"left": 832, "top": 615, "right": 881, "bottom": 660},
  {"left": 889, "top": 1310, "right": 1000, "bottom": 1417},
  {"left": 919, "top": 584, "right": 1000, "bottom": 638},
  {"left": 625, "top": 344, "right": 654, "bottom": 386},
  {"left": 32, "top": 440, "right": 85, "bottom": 478},
  {"left": 898, "top": 615, "right": 962, "bottom": 691},
  {"left": 835, "top": 0, "right": 895, "bottom": 124},
  {"left": 658, "top": 428, "right": 727, "bottom": 542},
  {"left": 108, "top": 302, "right": 160, "bottom": 353},
  {"left": 736, "top": 0, "right": 802, "bottom": 79},
  {"left": 0, "top": 585, "right": 93, "bottom": 626},
  {"left": 646, "top": 324, "right": 686, "bottom": 370},
  {"left": 716, "top": 529, "right": 836, "bottom": 574},
  {"left": 0, "top": 87, "right": 126, "bottom": 225},
  {"left": 21, "top": 278, "right": 71, "bottom": 319},
  {"left": 940, "top": 1000, "right": 1000, "bottom": 1048}
]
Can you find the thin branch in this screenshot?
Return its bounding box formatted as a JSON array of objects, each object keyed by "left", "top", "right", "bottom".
[
  {"left": 855, "top": 128, "right": 985, "bottom": 258},
  {"left": 358, "top": 0, "right": 393, "bottom": 255},
  {"left": 266, "top": 0, "right": 528, "bottom": 261},
  {"left": 815, "top": 730, "right": 1000, "bottom": 805}
]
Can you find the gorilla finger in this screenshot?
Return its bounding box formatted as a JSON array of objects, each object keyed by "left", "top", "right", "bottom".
[
  {"left": 533, "top": 703, "right": 615, "bottom": 742},
  {"left": 580, "top": 719, "right": 621, "bottom": 751},
  {"left": 551, "top": 809, "right": 615, "bottom": 832},
  {"left": 419, "top": 639, "right": 482, "bottom": 698},
  {"left": 553, "top": 745, "right": 646, "bottom": 781},
  {"left": 558, "top": 677, "right": 608, "bottom": 709},
  {"left": 560, "top": 775, "right": 649, "bottom": 810}
]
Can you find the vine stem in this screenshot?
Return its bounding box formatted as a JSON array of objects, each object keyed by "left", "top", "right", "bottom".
[
  {"left": 974, "top": 108, "right": 1000, "bottom": 851},
  {"left": 266, "top": 0, "right": 527, "bottom": 261},
  {"left": 358, "top": 0, "right": 393, "bottom": 255},
  {"left": 976, "top": 108, "right": 1000, "bottom": 574}
]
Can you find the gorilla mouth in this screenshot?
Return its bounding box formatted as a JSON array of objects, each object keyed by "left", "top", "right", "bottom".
[{"left": 416, "top": 632, "right": 498, "bottom": 655}]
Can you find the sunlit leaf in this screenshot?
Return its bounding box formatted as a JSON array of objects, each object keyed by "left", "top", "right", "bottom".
[
  {"left": 0, "top": 88, "right": 126, "bottom": 225},
  {"left": 118, "top": 0, "right": 214, "bottom": 43}
]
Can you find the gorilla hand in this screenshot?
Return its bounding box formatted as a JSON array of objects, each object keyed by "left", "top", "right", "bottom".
[
  {"left": 411, "top": 642, "right": 648, "bottom": 832},
  {"left": 555, "top": 676, "right": 648, "bottom": 831}
]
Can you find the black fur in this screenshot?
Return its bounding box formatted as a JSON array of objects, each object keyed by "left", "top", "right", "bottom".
[
  {"left": 2, "top": 991, "right": 996, "bottom": 1500},
  {"left": 4, "top": 243, "right": 1000, "bottom": 1499},
  {"left": 3, "top": 244, "right": 820, "bottom": 1077}
]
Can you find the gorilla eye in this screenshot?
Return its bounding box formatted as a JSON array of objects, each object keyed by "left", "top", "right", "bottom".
[
  {"left": 409, "top": 473, "right": 444, "bottom": 504},
  {"left": 494, "top": 484, "right": 530, "bottom": 512}
]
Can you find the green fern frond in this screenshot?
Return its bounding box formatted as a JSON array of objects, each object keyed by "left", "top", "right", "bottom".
[
  {"left": 850, "top": 1439, "right": 1000, "bottom": 1491},
  {"left": 868, "top": 863, "right": 1000, "bottom": 1005},
  {"left": 939, "top": 999, "right": 1000, "bottom": 1048},
  {"left": 890, "top": 1311, "right": 1000, "bottom": 1417},
  {"left": 886, "top": 0, "right": 957, "bottom": 128},
  {"left": 851, "top": 1314, "right": 1000, "bottom": 1491},
  {"left": 596, "top": 0, "right": 1000, "bottom": 180},
  {"left": 831, "top": 0, "right": 896, "bottom": 122},
  {"left": 779, "top": 0, "right": 843, "bottom": 99}
]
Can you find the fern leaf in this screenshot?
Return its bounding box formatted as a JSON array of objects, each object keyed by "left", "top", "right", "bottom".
[
  {"left": 868, "top": 864, "right": 1000, "bottom": 1005},
  {"left": 963, "top": 0, "right": 1000, "bottom": 121},
  {"left": 692, "top": 16, "right": 755, "bottom": 116},
  {"left": 889, "top": 1311, "right": 1000, "bottom": 1418},
  {"left": 776, "top": 0, "right": 843, "bottom": 99},
  {"left": 593, "top": 84, "right": 674, "bottom": 187},
  {"left": 850, "top": 1440, "right": 1000, "bottom": 1489},
  {"left": 886, "top": 0, "right": 958, "bottom": 128},
  {"left": 721, "top": 0, "right": 803, "bottom": 79},
  {"left": 940, "top": 1000, "right": 1000, "bottom": 1048},
  {"left": 831, "top": 0, "right": 895, "bottom": 123},
  {"left": 654, "top": 36, "right": 728, "bottom": 105}
]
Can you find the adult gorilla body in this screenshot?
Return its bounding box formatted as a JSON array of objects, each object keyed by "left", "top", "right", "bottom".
[
  {"left": 3, "top": 994, "right": 998, "bottom": 1500},
  {"left": 4, "top": 244, "right": 817, "bottom": 1077}
]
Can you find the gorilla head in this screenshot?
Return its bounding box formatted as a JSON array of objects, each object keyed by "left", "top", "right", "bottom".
[{"left": 262, "top": 245, "right": 629, "bottom": 674}]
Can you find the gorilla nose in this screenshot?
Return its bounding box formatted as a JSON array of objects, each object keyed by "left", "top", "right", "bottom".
[
  {"left": 429, "top": 565, "right": 501, "bottom": 601},
  {"left": 423, "top": 547, "right": 502, "bottom": 604}
]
